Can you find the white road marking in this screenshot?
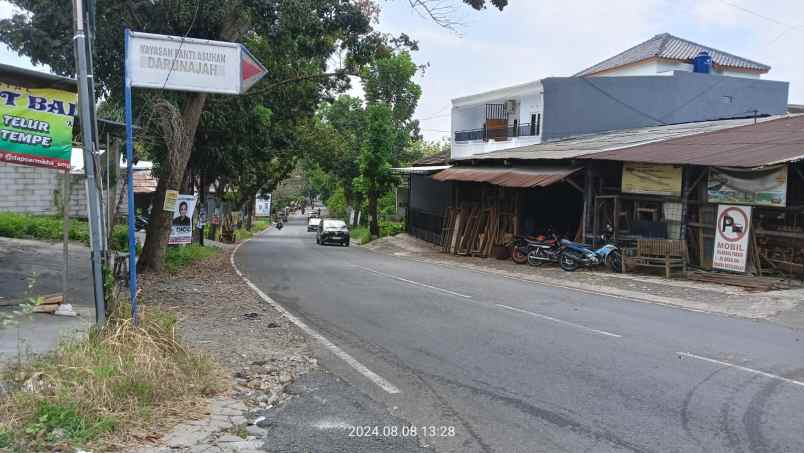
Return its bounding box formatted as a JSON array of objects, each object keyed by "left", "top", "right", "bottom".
[
  {"left": 677, "top": 352, "right": 804, "bottom": 388},
  {"left": 354, "top": 265, "right": 473, "bottom": 299},
  {"left": 231, "top": 241, "right": 401, "bottom": 394},
  {"left": 495, "top": 304, "right": 623, "bottom": 338}
]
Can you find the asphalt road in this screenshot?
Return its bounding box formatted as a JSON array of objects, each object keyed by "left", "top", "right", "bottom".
[{"left": 235, "top": 215, "right": 804, "bottom": 453}]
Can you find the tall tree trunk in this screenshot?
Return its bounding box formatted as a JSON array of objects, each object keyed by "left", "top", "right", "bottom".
[
  {"left": 139, "top": 93, "right": 208, "bottom": 272},
  {"left": 368, "top": 190, "right": 379, "bottom": 238}
]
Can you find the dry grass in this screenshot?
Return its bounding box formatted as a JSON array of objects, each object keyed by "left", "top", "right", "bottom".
[{"left": 0, "top": 301, "right": 228, "bottom": 452}]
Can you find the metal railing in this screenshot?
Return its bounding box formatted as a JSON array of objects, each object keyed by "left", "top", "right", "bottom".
[{"left": 454, "top": 122, "right": 539, "bottom": 142}]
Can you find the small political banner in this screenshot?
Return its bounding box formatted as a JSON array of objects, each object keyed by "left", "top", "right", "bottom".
[{"left": 168, "top": 194, "right": 197, "bottom": 245}]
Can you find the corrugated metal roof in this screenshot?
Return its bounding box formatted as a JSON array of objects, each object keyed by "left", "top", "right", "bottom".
[
  {"left": 432, "top": 166, "right": 581, "bottom": 188},
  {"left": 413, "top": 151, "right": 450, "bottom": 167},
  {"left": 392, "top": 165, "right": 451, "bottom": 175},
  {"left": 458, "top": 116, "right": 782, "bottom": 162},
  {"left": 583, "top": 115, "right": 804, "bottom": 168},
  {"left": 133, "top": 170, "right": 158, "bottom": 194},
  {"left": 574, "top": 33, "right": 770, "bottom": 77}
]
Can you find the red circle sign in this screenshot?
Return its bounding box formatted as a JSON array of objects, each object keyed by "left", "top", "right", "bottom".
[{"left": 717, "top": 207, "right": 748, "bottom": 242}]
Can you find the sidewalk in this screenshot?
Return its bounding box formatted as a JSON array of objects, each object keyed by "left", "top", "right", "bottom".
[{"left": 362, "top": 234, "right": 804, "bottom": 328}]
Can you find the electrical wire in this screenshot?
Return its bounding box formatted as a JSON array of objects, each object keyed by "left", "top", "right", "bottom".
[{"left": 160, "top": 0, "right": 201, "bottom": 90}]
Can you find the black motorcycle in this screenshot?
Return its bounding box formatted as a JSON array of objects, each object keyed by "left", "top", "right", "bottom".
[
  {"left": 510, "top": 235, "right": 558, "bottom": 265},
  {"left": 526, "top": 234, "right": 562, "bottom": 267}
]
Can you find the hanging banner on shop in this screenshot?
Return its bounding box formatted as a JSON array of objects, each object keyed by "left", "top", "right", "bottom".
[
  {"left": 621, "top": 162, "right": 682, "bottom": 197},
  {"left": 255, "top": 193, "right": 272, "bottom": 217},
  {"left": 0, "top": 82, "right": 77, "bottom": 170},
  {"left": 712, "top": 204, "right": 752, "bottom": 273},
  {"left": 168, "top": 194, "right": 197, "bottom": 245},
  {"left": 707, "top": 166, "right": 787, "bottom": 207}
]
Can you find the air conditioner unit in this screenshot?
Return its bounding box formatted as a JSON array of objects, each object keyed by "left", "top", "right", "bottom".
[{"left": 505, "top": 99, "right": 517, "bottom": 113}]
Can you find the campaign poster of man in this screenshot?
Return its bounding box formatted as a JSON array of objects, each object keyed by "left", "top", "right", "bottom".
[{"left": 168, "top": 194, "right": 197, "bottom": 245}]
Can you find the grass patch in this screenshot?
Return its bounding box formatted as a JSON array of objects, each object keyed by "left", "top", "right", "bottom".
[
  {"left": 350, "top": 226, "right": 371, "bottom": 244},
  {"left": 0, "top": 302, "right": 226, "bottom": 451},
  {"left": 0, "top": 213, "right": 90, "bottom": 244},
  {"left": 163, "top": 245, "right": 219, "bottom": 274},
  {"left": 252, "top": 220, "right": 269, "bottom": 231},
  {"left": 351, "top": 221, "right": 403, "bottom": 245}
]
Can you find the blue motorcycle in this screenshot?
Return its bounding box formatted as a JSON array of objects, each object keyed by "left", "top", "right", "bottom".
[{"left": 558, "top": 226, "right": 622, "bottom": 273}]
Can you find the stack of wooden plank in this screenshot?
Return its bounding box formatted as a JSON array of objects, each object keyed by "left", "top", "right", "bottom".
[
  {"left": 440, "top": 205, "right": 517, "bottom": 258},
  {"left": 686, "top": 271, "right": 791, "bottom": 292},
  {"left": 33, "top": 293, "right": 64, "bottom": 313}
]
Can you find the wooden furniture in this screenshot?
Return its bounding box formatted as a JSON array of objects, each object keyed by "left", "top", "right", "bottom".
[{"left": 623, "top": 239, "right": 687, "bottom": 278}]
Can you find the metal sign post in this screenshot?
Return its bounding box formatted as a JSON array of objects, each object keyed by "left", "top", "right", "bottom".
[
  {"left": 123, "top": 29, "right": 267, "bottom": 324},
  {"left": 72, "top": 0, "right": 106, "bottom": 324},
  {"left": 124, "top": 29, "right": 139, "bottom": 323}
]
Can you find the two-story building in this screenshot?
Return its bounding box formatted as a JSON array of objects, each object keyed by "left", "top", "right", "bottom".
[
  {"left": 407, "top": 33, "right": 792, "bottom": 260},
  {"left": 451, "top": 33, "right": 786, "bottom": 160}
]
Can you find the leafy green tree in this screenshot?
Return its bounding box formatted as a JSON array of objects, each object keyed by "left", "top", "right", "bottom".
[
  {"left": 0, "top": 0, "right": 379, "bottom": 271},
  {"left": 358, "top": 103, "right": 399, "bottom": 237}
]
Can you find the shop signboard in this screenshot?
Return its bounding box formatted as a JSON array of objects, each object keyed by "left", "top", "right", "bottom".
[
  {"left": 255, "top": 193, "right": 272, "bottom": 217},
  {"left": 712, "top": 204, "right": 752, "bottom": 273},
  {"left": 168, "top": 194, "right": 197, "bottom": 245},
  {"left": 0, "top": 82, "right": 78, "bottom": 170},
  {"left": 707, "top": 166, "right": 787, "bottom": 207},
  {"left": 621, "top": 162, "right": 682, "bottom": 197}
]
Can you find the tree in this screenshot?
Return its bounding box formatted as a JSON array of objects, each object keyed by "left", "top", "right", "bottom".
[
  {"left": 0, "top": 0, "right": 379, "bottom": 272},
  {"left": 358, "top": 104, "right": 399, "bottom": 237}
]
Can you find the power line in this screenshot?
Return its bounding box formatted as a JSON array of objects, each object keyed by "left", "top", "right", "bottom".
[
  {"left": 715, "top": 0, "right": 804, "bottom": 30},
  {"left": 161, "top": 0, "right": 201, "bottom": 90}
]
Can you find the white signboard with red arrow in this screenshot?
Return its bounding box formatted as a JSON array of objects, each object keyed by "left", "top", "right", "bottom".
[
  {"left": 127, "top": 31, "right": 267, "bottom": 95},
  {"left": 712, "top": 204, "right": 752, "bottom": 273}
]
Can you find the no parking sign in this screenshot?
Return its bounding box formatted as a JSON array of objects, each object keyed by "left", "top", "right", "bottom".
[{"left": 712, "top": 204, "right": 752, "bottom": 273}]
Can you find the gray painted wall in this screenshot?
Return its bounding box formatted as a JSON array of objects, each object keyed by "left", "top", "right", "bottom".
[
  {"left": 0, "top": 162, "right": 88, "bottom": 217},
  {"left": 409, "top": 174, "right": 451, "bottom": 213},
  {"left": 541, "top": 71, "right": 789, "bottom": 141}
]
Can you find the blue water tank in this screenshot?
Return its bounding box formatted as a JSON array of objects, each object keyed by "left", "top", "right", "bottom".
[{"left": 693, "top": 51, "right": 712, "bottom": 74}]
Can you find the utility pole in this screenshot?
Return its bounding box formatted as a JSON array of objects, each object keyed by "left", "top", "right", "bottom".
[{"left": 72, "top": 0, "right": 106, "bottom": 324}]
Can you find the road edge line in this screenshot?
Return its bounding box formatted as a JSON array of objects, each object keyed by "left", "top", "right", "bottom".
[
  {"left": 677, "top": 352, "right": 804, "bottom": 388},
  {"left": 230, "top": 239, "right": 402, "bottom": 395}
]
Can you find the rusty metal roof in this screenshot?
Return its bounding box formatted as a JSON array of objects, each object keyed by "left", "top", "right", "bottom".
[
  {"left": 432, "top": 166, "right": 581, "bottom": 188},
  {"left": 133, "top": 170, "right": 158, "bottom": 194},
  {"left": 574, "top": 33, "right": 770, "bottom": 77},
  {"left": 583, "top": 115, "right": 804, "bottom": 168},
  {"left": 459, "top": 116, "right": 782, "bottom": 162}
]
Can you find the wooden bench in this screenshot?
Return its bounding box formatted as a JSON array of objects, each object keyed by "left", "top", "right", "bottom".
[{"left": 623, "top": 239, "right": 687, "bottom": 278}]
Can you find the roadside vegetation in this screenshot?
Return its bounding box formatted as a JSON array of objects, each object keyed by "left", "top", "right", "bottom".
[
  {"left": 0, "top": 213, "right": 137, "bottom": 253},
  {"left": 234, "top": 219, "right": 271, "bottom": 241},
  {"left": 164, "top": 245, "right": 220, "bottom": 274},
  {"left": 0, "top": 302, "right": 226, "bottom": 452}
]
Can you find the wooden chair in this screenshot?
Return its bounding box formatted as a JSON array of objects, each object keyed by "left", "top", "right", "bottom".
[{"left": 623, "top": 239, "right": 687, "bottom": 278}]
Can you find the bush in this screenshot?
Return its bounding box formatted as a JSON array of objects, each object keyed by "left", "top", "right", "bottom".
[
  {"left": 0, "top": 302, "right": 225, "bottom": 451},
  {"left": 380, "top": 221, "right": 403, "bottom": 237},
  {"left": 0, "top": 213, "right": 90, "bottom": 244},
  {"left": 163, "top": 245, "right": 219, "bottom": 274},
  {"left": 350, "top": 226, "right": 371, "bottom": 244}
]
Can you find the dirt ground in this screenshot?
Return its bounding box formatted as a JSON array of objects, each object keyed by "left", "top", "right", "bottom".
[{"left": 138, "top": 246, "right": 319, "bottom": 426}]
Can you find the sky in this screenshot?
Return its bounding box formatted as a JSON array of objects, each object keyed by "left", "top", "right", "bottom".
[{"left": 2, "top": 0, "right": 802, "bottom": 142}]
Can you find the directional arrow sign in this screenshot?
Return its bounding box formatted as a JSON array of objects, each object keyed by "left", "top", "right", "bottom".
[{"left": 127, "top": 31, "right": 267, "bottom": 95}]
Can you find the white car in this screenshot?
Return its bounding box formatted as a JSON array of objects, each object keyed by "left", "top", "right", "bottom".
[{"left": 307, "top": 217, "right": 322, "bottom": 232}]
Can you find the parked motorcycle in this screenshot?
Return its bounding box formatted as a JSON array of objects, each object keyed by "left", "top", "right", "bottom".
[
  {"left": 276, "top": 221, "right": 284, "bottom": 230},
  {"left": 558, "top": 226, "right": 622, "bottom": 273},
  {"left": 526, "top": 234, "right": 562, "bottom": 267},
  {"left": 510, "top": 234, "right": 559, "bottom": 265}
]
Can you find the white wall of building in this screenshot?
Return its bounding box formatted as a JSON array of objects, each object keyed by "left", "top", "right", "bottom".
[
  {"left": 591, "top": 59, "right": 761, "bottom": 79},
  {"left": 0, "top": 162, "right": 89, "bottom": 217},
  {"left": 451, "top": 82, "right": 544, "bottom": 159}
]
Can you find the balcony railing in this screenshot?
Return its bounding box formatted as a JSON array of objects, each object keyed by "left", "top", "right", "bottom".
[{"left": 454, "top": 122, "right": 540, "bottom": 143}]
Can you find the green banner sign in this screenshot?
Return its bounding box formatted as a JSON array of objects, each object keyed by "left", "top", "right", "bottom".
[{"left": 0, "top": 81, "right": 77, "bottom": 170}]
